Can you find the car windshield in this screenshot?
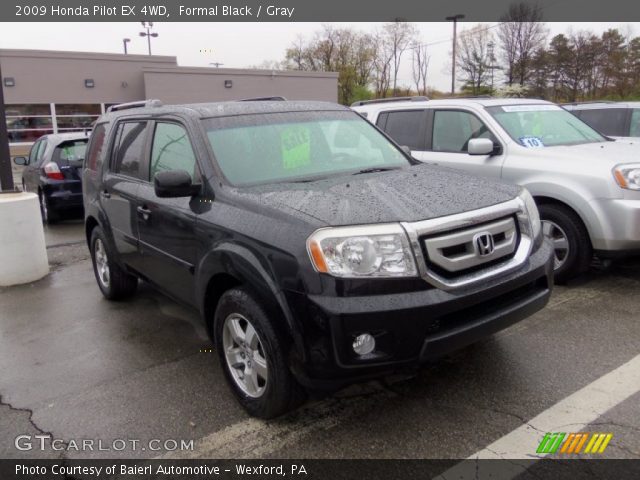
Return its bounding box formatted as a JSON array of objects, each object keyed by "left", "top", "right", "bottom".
[
  {"left": 487, "top": 104, "right": 606, "bottom": 147},
  {"left": 202, "top": 110, "right": 410, "bottom": 186}
]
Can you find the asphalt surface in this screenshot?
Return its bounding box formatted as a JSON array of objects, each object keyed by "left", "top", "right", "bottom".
[{"left": 0, "top": 222, "right": 638, "bottom": 463}]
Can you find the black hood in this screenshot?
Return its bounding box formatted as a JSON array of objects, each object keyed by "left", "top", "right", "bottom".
[{"left": 232, "top": 163, "right": 520, "bottom": 227}]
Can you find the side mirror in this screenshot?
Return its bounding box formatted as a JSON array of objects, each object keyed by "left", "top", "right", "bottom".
[
  {"left": 154, "top": 170, "right": 200, "bottom": 198},
  {"left": 13, "top": 156, "right": 28, "bottom": 166},
  {"left": 467, "top": 138, "right": 497, "bottom": 156}
]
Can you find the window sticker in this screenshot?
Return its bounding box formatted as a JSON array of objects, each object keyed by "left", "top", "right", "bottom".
[
  {"left": 519, "top": 136, "right": 545, "bottom": 148},
  {"left": 281, "top": 126, "right": 311, "bottom": 170},
  {"left": 502, "top": 105, "right": 561, "bottom": 113}
]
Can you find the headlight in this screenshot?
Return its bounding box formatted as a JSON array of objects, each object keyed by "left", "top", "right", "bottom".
[
  {"left": 613, "top": 163, "right": 640, "bottom": 190},
  {"left": 307, "top": 224, "right": 418, "bottom": 278},
  {"left": 519, "top": 188, "right": 541, "bottom": 241}
]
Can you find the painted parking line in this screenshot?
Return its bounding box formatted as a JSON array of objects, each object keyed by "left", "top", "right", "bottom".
[{"left": 437, "top": 353, "right": 640, "bottom": 479}]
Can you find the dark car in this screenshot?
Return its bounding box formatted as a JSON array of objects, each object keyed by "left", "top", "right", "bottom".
[
  {"left": 14, "top": 132, "right": 89, "bottom": 223},
  {"left": 563, "top": 101, "right": 640, "bottom": 138},
  {"left": 82, "top": 99, "right": 554, "bottom": 418}
]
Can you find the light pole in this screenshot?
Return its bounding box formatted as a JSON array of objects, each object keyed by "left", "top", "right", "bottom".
[
  {"left": 446, "top": 14, "right": 465, "bottom": 96},
  {"left": 122, "top": 38, "right": 130, "bottom": 55},
  {"left": 139, "top": 22, "right": 158, "bottom": 56},
  {"left": 0, "top": 62, "right": 14, "bottom": 192}
]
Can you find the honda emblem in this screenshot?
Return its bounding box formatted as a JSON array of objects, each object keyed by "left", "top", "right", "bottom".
[{"left": 474, "top": 232, "right": 495, "bottom": 256}]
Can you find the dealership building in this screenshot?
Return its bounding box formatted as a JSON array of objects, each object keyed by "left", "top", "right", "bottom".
[{"left": 1, "top": 49, "right": 339, "bottom": 157}]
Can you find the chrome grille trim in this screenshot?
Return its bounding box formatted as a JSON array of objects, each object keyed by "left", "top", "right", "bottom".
[{"left": 401, "top": 198, "right": 532, "bottom": 291}]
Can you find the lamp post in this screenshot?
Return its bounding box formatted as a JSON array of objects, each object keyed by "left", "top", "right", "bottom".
[
  {"left": 123, "top": 38, "right": 131, "bottom": 55},
  {"left": 0, "top": 62, "right": 14, "bottom": 192},
  {"left": 445, "top": 14, "right": 465, "bottom": 96},
  {"left": 139, "top": 22, "right": 158, "bottom": 56}
]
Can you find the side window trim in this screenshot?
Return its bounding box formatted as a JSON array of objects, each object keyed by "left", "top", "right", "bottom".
[{"left": 430, "top": 108, "right": 501, "bottom": 154}]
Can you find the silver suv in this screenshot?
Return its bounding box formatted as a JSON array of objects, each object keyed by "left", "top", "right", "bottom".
[
  {"left": 353, "top": 97, "right": 640, "bottom": 282},
  {"left": 563, "top": 101, "right": 640, "bottom": 139}
]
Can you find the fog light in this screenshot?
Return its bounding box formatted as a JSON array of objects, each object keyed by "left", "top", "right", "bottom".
[{"left": 352, "top": 333, "right": 375, "bottom": 356}]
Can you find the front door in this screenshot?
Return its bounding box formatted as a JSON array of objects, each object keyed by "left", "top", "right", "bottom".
[{"left": 136, "top": 121, "right": 201, "bottom": 305}]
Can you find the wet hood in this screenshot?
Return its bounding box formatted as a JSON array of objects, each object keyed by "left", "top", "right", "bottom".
[{"left": 232, "top": 163, "right": 520, "bottom": 227}]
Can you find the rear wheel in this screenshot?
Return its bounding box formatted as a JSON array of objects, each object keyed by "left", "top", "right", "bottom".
[
  {"left": 39, "top": 191, "right": 59, "bottom": 224},
  {"left": 214, "top": 288, "right": 305, "bottom": 418},
  {"left": 90, "top": 227, "right": 138, "bottom": 300},
  {"left": 539, "top": 203, "right": 592, "bottom": 284}
]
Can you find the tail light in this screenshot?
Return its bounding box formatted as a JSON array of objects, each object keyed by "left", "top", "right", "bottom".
[{"left": 43, "top": 162, "right": 64, "bottom": 180}]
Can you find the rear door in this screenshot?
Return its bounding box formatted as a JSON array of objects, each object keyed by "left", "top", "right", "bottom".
[
  {"left": 414, "top": 108, "right": 505, "bottom": 178},
  {"left": 135, "top": 120, "right": 201, "bottom": 305},
  {"left": 100, "top": 120, "right": 149, "bottom": 271}
]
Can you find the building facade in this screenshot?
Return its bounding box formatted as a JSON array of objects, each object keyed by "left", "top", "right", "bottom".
[{"left": 1, "top": 49, "right": 339, "bottom": 157}]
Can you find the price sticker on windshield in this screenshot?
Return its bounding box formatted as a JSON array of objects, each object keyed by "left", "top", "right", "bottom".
[{"left": 519, "top": 136, "right": 545, "bottom": 148}]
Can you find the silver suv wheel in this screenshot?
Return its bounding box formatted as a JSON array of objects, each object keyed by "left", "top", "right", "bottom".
[
  {"left": 94, "top": 238, "right": 110, "bottom": 289},
  {"left": 542, "top": 220, "right": 570, "bottom": 270},
  {"left": 222, "top": 313, "right": 268, "bottom": 398}
]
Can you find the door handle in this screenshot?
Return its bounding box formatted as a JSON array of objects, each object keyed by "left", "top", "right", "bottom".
[
  {"left": 137, "top": 206, "right": 151, "bottom": 220},
  {"left": 100, "top": 190, "right": 111, "bottom": 199}
]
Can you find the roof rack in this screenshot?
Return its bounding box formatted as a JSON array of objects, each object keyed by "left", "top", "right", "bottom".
[
  {"left": 107, "top": 99, "right": 163, "bottom": 113},
  {"left": 238, "top": 96, "right": 287, "bottom": 102},
  {"left": 350, "top": 96, "right": 429, "bottom": 107},
  {"left": 562, "top": 100, "right": 616, "bottom": 106}
]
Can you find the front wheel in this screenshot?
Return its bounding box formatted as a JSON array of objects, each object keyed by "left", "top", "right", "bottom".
[
  {"left": 90, "top": 227, "right": 138, "bottom": 300},
  {"left": 538, "top": 203, "right": 592, "bottom": 284},
  {"left": 214, "top": 288, "right": 305, "bottom": 419}
]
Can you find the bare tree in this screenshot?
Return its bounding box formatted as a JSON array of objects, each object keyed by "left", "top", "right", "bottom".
[
  {"left": 382, "top": 21, "right": 417, "bottom": 95},
  {"left": 456, "top": 25, "right": 494, "bottom": 94},
  {"left": 497, "top": 2, "right": 547, "bottom": 86},
  {"left": 411, "top": 41, "right": 430, "bottom": 96}
]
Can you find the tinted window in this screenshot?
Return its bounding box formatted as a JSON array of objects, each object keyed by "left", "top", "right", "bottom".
[
  {"left": 112, "top": 122, "right": 147, "bottom": 178},
  {"left": 379, "top": 110, "right": 426, "bottom": 150},
  {"left": 150, "top": 123, "right": 198, "bottom": 181},
  {"left": 577, "top": 108, "right": 627, "bottom": 136},
  {"left": 86, "top": 124, "right": 107, "bottom": 171},
  {"left": 28, "top": 140, "right": 42, "bottom": 165},
  {"left": 630, "top": 109, "right": 640, "bottom": 137},
  {"left": 432, "top": 110, "right": 495, "bottom": 152},
  {"left": 53, "top": 140, "right": 87, "bottom": 166}
]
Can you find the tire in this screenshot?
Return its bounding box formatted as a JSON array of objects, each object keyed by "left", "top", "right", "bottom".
[
  {"left": 90, "top": 227, "right": 138, "bottom": 300},
  {"left": 214, "top": 288, "right": 306, "bottom": 419},
  {"left": 39, "top": 191, "right": 60, "bottom": 224},
  {"left": 538, "top": 203, "right": 592, "bottom": 284}
]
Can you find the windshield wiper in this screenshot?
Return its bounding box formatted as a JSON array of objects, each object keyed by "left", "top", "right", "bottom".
[{"left": 352, "top": 167, "right": 400, "bottom": 175}]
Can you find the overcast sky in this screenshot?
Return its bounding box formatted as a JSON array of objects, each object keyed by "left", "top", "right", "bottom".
[{"left": 0, "top": 22, "right": 636, "bottom": 91}]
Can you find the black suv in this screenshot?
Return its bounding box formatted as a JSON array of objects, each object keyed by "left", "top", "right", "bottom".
[{"left": 83, "top": 99, "right": 554, "bottom": 418}]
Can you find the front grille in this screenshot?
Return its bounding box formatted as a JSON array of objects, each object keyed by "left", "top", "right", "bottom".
[{"left": 421, "top": 216, "right": 519, "bottom": 278}]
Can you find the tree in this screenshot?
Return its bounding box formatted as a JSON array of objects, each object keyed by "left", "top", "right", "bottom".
[
  {"left": 497, "top": 2, "right": 547, "bottom": 86},
  {"left": 411, "top": 41, "right": 430, "bottom": 96},
  {"left": 382, "top": 21, "right": 417, "bottom": 95},
  {"left": 456, "top": 25, "right": 494, "bottom": 94}
]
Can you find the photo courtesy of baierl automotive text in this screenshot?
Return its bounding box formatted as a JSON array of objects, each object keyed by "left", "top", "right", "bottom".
[{"left": 0, "top": 0, "right": 639, "bottom": 479}]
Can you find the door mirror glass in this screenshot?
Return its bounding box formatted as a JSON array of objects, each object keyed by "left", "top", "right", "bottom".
[
  {"left": 467, "top": 138, "right": 495, "bottom": 156},
  {"left": 13, "top": 156, "right": 28, "bottom": 166},
  {"left": 154, "top": 170, "right": 200, "bottom": 198}
]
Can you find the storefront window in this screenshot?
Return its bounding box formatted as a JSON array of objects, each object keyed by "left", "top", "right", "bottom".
[
  {"left": 6, "top": 104, "right": 54, "bottom": 144},
  {"left": 55, "top": 103, "right": 101, "bottom": 133}
]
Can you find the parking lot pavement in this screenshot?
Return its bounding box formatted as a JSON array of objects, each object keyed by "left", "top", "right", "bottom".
[
  {"left": 0, "top": 226, "right": 638, "bottom": 463},
  {"left": 42, "top": 219, "right": 85, "bottom": 247}
]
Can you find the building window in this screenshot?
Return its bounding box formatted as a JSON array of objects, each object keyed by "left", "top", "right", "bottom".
[
  {"left": 6, "top": 104, "right": 54, "bottom": 143},
  {"left": 55, "top": 103, "right": 101, "bottom": 133}
]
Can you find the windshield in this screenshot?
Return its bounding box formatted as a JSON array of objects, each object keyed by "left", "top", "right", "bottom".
[
  {"left": 203, "top": 111, "right": 410, "bottom": 186},
  {"left": 487, "top": 104, "right": 606, "bottom": 147}
]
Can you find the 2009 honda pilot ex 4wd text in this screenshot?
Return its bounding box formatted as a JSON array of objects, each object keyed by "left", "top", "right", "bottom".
[{"left": 83, "top": 99, "right": 554, "bottom": 418}]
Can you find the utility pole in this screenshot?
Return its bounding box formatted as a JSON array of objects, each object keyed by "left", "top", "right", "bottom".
[
  {"left": 139, "top": 22, "right": 158, "bottom": 56},
  {"left": 123, "top": 38, "right": 130, "bottom": 55},
  {"left": 0, "top": 62, "right": 15, "bottom": 192},
  {"left": 446, "top": 14, "right": 465, "bottom": 96}
]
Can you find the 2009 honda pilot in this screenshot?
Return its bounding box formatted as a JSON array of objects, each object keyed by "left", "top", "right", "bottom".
[{"left": 83, "top": 99, "right": 554, "bottom": 418}]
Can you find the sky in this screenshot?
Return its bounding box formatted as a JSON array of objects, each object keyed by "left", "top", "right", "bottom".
[{"left": 0, "top": 22, "right": 637, "bottom": 91}]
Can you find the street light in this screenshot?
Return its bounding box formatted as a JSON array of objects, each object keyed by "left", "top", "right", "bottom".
[
  {"left": 446, "top": 14, "right": 465, "bottom": 96},
  {"left": 139, "top": 22, "right": 158, "bottom": 56},
  {"left": 122, "top": 38, "right": 130, "bottom": 55}
]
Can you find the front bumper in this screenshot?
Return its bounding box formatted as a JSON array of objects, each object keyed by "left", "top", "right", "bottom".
[
  {"left": 590, "top": 198, "right": 640, "bottom": 252},
  {"left": 287, "top": 238, "right": 554, "bottom": 389}
]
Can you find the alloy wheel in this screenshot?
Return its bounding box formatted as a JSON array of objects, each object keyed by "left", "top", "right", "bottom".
[
  {"left": 542, "top": 220, "right": 570, "bottom": 270},
  {"left": 94, "top": 239, "right": 110, "bottom": 289},
  {"left": 222, "top": 313, "right": 268, "bottom": 398}
]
